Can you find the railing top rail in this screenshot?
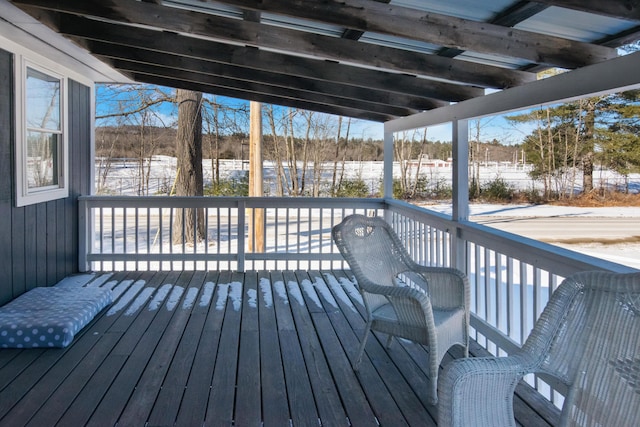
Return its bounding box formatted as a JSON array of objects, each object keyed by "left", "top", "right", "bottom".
[
  {"left": 79, "top": 195, "right": 386, "bottom": 210},
  {"left": 457, "top": 220, "right": 638, "bottom": 275},
  {"left": 386, "top": 198, "right": 637, "bottom": 276}
]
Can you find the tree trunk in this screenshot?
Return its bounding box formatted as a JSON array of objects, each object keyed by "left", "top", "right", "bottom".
[
  {"left": 331, "top": 116, "right": 343, "bottom": 197},
  {"left": 173, "top": 89, "right": 205, "bottom": 244},
  {"left": 287, "top": 109, "right": 299, "bottom": 196},
  {"left": 582, "top": 100, "right": 596, "bottom": 193},
  {"left": 266, "top": 106, "right": 285, "bottom": 196}
]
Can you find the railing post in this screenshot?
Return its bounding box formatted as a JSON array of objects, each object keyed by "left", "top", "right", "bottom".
[
  {"left": 78, "top": 197, "right": 90, "bottom": 272},
  {"left": 383, "top": 130, "right": 394, "bottom": 199},
  {"left": 452, "top": 119, "right": 469, "bottom": 273}
]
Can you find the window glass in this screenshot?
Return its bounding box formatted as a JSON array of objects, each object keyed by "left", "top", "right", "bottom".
[
  {"left": 26, "top": 131, "right": 59, "bottom": 189},
  {"left": 26, "top": 67, "right": 61, "bottom": 131},
  {"left": 16, "top": 60, "right": 68, "bottom": 206},
  {"left": 25, "top": 67, "right": 62, "bottom": 192}
]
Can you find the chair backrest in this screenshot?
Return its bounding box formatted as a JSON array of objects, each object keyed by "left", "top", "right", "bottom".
[
  {"left": 332, "top": 214, "right": 416, "bottom": 289},
  {"left": 522, "top": 271, "right": 640, "bottom": 426}
]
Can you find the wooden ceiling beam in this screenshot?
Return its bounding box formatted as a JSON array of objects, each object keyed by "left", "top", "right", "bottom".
[
  {"left": 208, "top": 0, "right": 617, "bottom": 68},
  {"left": 598, "top": 25, "right": 640, "bottom": 48},
  {"left": 87, "top": 45, "right": 420, "bottom": 117},
  {"left": 115, "top": 70, "right": 397, "bottom": 122},
  {"left": 437, "top": 1, "right": 549, "bottom": 59},
  {"left": 12, "top": 0, "right": 534, "bottom": 89},
  {"left": 105, "top": 56, "right": 415, "bottom": 118},
  {"left": 46, "top": 13, "right": 470, "bottom": 103},
  {"left": 532, "top": 0, "right": 640, "bottom": 22},
  {"left": 83, "top": 39, "right": 440, "bottom": 113}
]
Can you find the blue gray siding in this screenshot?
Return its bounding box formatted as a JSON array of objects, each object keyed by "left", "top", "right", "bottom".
[{"left": 0, "top": 48, "right": 91, "bottom": 305}]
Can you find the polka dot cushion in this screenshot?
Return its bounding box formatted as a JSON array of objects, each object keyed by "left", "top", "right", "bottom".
[{"left": 0, "top": 286, "right": 112, "bottom": 348}]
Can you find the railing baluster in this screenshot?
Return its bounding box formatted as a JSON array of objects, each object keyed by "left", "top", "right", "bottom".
[
  {"left": 520, "top": 262, "right": 528, "bottom": 345},
  {"left": 79, "top": 194, "right": 629, "bottom": 404},
  {"left": 507, "top": 256, "right": 515, "bottom": 345}
]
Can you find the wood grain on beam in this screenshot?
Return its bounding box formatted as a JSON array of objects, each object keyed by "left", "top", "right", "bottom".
[
  {"left": 84, "top": 40, "right": 439, "bottom": 112},
  {"left": 90, "top": 47, "right": 419, "bottom": 117},
  {"left": 52, "top": 14, "right": 479, "bottom": 102},
  {"left": 120, "top": 71, "right": 397, "bottom": 122},
  {"left": 12, "top": 0, "right": 534, "bottom": 88},
  {"left": 437, "top": 1, "right": 549, "bottom": 59},
  {"left": 209, "top": 0, "right": 617, "bottom": 67}
]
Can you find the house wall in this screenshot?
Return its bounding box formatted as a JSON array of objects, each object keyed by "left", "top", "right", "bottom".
[{"left": 0, "top": 48, "right": 92, "bottom": 305}]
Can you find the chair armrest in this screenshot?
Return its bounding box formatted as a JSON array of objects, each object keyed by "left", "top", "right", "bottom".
[
  {"left": 438, "top": 356, "right": 528, "bottom": 427},
  {"left": 358, "top": 276, "right": 431, "bottom": 306},
  {"left": 357, "top": 275, "right": 434, "bottom": 323},
  {"left": 413, "top": 266, "right": 469, "bottom": 310}
]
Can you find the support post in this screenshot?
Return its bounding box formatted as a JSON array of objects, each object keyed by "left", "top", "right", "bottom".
[
  {"left": 452, "top": 119, "right": 469, "bottom": 272},
  {"left": 383, "top": 130, "right": 394, "bottom": 199},
  {"left": 248, "top": 101, "right": 264, "bottom": 252}
]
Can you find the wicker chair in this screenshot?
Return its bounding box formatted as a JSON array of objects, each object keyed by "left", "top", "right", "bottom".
[
  {"left": 438, "top": 270, "right": 640, "bottom": 427},
  {"left": 332, "top": 214, "right": 470, "bottom": 404}
]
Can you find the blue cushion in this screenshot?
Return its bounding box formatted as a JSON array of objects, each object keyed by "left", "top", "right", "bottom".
[{"left": 0, "top": 286, "right": 112, "bottom": 348}]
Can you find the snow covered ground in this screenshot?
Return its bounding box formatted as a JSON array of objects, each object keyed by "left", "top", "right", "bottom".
[
  {"left": 98, "top": 156, "right": 640, "bottom": 196},
  {"left": 423, "top": 202, "right": 640, "bottom": 270},
  {"left": 97, "top": 156, "right": 640, "bottom": 270}
]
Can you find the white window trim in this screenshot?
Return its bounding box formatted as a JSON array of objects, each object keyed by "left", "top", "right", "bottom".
[{"left": 15, "top": 57, "right": 69, "bottom": 207}]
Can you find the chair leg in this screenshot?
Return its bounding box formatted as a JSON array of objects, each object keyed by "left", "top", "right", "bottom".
[
  {"left": 385, "top": 334, "right": 393, "bottom": 349},
  {"left": 353, "top": 323, "right": 372, "bottom": 371}
]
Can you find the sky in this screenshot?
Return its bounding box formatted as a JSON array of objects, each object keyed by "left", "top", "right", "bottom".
[
  {"left": 96, "top": 84, "right": 387, "bottom": 142},
  {"left": 96, "top": 83, "right": 539, "bottom": 145}
]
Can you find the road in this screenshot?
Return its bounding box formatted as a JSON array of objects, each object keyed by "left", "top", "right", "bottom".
[
  {"left": 471, "top": 215, "right": 640, "bottom": 270},
  {"left": 473, "top": 216, "right": 640, "bottom": 244}
]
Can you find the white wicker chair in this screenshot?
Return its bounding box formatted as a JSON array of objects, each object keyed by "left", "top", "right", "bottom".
[
  {"left": 438, "top": 270, "right": 640, "bottom": 427},
  {"left": 332, "top": 214, "right": 470, "bottom": 404}
]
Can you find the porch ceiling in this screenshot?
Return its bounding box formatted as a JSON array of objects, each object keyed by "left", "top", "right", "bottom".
[{"left": 8, "top": 0, "right": 640, "bottom": 122}]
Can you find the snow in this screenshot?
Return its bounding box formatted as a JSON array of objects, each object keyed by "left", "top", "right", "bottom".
[
  {"left": 182, "top": 287, "right": 199, "bottom": 310},
  {"left": 428, "top": 202, "right": 640, "bottom": 218},
  {"left": 259, "top": 277, "right": 273, "bottom": 308},
  {"left": 91, "top": 271, "right": 365, "bottom": 323},
  {"left": 35, "top": 157, "right": 634, "bottom": 399},
  {"left": 247, "top": 288, "right": 257, "bottom": 308},
  {"left": 199, "top": 282, "right": 216, "bottom": 307},
  {"left": 166, "top": 286, "right": 184, "bottom": 311},
  {"left": 98, "top": 156, "right": 640, "bottom": 196},
  {"left": 422, "top": 202, "right": 640, "bottom": 270},
  {"left": 95, "top": 157, "right": 640, "bottom": 271}
]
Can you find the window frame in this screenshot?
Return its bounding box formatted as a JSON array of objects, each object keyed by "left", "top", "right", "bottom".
[{"left": 15, "top": 58, "right": 69, "bottom": 207}]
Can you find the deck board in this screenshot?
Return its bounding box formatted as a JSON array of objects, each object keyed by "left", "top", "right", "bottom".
[
  {"left": 270, "top": 271, "right": 319, "bottom": 427},
  {"left": 283, "top": 270, "right": 350, "bottom": 426},
  {"left": 207, "top": 270, "right": 243, "bottom": 426},
  {"left": 235, "top": 271, "right": 261, "bottom": 426},
  {"left": 174, "top": 271, "right": 224, "bottom": 427},
  {"left": 146, "top": 270, "right": 209, "bottom": 426},
  {"left": 257, "top": 271, "right": 290, "bottom": 427},
  {"left": 0, "top": 270, "right": 558, "bottom": 426}
]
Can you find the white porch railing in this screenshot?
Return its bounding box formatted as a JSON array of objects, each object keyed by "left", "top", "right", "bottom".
[
  {"left": 78, "top": 196, "right": 385, "bottom": 272},
  {"left": 79, "top": 195, "right": 636, "bottom": 409},
  {"left": 384, "top": 198, "right": 637, "bottom": 407}
]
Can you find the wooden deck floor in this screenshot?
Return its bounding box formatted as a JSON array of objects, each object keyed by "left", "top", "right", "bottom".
[{"left": 0, "top": 271, "right": 557, "bottom": 426}]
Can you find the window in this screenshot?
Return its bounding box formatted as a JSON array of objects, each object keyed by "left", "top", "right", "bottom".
[{"left": 16, "top": 60, "right": 68, "bottom": 206}]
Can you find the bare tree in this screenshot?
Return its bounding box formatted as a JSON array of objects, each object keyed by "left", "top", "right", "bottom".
[
  {"left": 286, "top": 108, "right": 300, "bottom": 196},
  {"left": 96, "top": 120, "right": 120, "bottom": 194},
  {"left": 95, "top": 84, "right": 174, "bottom": 194},
  {"left": 335, "top": 117, "right": 351, "bottom": 194},
  {"left": 394, "top": 129, "right": 422, "bottom": 197},
  {"left": 265, "top": 105, "right": 287, "bottom": 196},
  {"left": 172, "top": 89, "right": 205, "bottom": 244}
]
